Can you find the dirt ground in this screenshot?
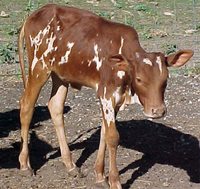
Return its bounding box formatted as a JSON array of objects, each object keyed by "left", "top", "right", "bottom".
[{"left": 0, "top": 72, "right": 200, "bottom": 189}]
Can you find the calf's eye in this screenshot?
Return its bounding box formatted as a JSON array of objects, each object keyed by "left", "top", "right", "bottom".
[{"left": 136, "top": 77, "right": 141, "bottom": 83}]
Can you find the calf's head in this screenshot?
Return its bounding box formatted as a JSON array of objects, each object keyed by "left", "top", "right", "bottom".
[
  {"left": 131, "top": 50, "right": 194, "bottom": 118},
  {"left": 109, "top": 50, "right": 193, "bottom": 118}
]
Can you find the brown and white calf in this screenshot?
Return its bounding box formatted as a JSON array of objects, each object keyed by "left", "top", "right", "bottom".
[{"left": 18, "top": 4, "right": 193, "bottom": 189}]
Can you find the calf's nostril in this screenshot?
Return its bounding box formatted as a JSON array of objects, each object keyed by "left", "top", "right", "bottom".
[
  {"left": 151, "top": 107, "right": 166, "bottom": 117},
  {"left": 152, "top": 108, "right": 157, "bottom": 114}
]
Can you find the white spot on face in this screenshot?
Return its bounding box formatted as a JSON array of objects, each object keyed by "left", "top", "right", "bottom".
[
  {"left": 119, "top": 37, "right": 124, "bottom": 54},
  {"left": 89, "top": 44, "right": 102, "bottom": 70},
  {"left": 57, "top": 26, "right": 60, "bottom": 31},
  {"left": 110, "top": 40, "right": 113, "bottom": 44},
  {"left": 100, "top": 87, "right": 115, "bottom": 127},
  {"left": 143, "top": 58, "right": 152, "bottom": 66},
  {"left": 58, "top": 42, "right": 75, "bottom": 65},
  {"left": 156, "top": 56, "right": 162, "bottom": 74},
  {"left": 117, "top": 71, "right": 125, "bottom": 79}
]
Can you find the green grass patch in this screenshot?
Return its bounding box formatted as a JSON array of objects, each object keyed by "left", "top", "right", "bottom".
[
  {"left": 0, "top": 0, "right": 198, "bottom": 69},
  {"left": 161, "top": 43, "right": 179, "bottom": 55}
]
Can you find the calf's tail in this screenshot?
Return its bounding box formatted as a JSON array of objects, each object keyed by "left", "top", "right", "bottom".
[{"left": 18, "top": 22, "right": 26, "bottom": 88}]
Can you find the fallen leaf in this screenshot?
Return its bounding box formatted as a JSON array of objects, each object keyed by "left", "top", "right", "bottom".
[
  {"left": 0, "top": 11, "right": 9, "bottom": 18},
  {"left": 164, "top": 12, "right": 174, "bottom": 16},
  {"left": 185, "top": 29, "right": 198, "bottom": 34}
]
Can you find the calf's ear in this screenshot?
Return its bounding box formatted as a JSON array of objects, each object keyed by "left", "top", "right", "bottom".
[
  {"left": 166, "top": 50, "right": 194, "bottom": 68},
  {"left": 107, "top": 54, "right": 130, "bottom": 71}
]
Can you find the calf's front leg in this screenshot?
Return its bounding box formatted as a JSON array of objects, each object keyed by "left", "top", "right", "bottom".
[
  {"left": 94, "top": 122, "right": 107, "bottom": 184},
  {"left": 105, "top": 120, "right": 121, "bottom": 189},
  {"left": 95, "top": 96, "right": 121, "bottom": 189}
]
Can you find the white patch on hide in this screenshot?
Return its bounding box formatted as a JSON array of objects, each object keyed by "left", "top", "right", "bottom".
[
  {"left": 156, "top": 56, "right": 162, "bottom": 74},
  {"left": 89, "top": 44, "right": 102, "bottom": 70},
  {"left": 119, "top": 37, "right": 124, "bottom": 54},
  {"left": 30, "top": 17, "right": 55, "bottom": 73},
  {"left": 113, "top": 87, "right": 121, "bottom": 105},
  {"left": 130, "top": 93, "right": 141, "bottom": 105},
  {"left": 100, "top": 87, "right": 115, "bottom": 127},
  {"left": 117, "top": 71, "right": 125, "bottom": 79},
  {"left": 44, "top": 32, "right": 56, "bottom": 57},
  {"left": 58, "top": 42, "right": 75, "bottom": 65},
  {"left": 135, "top": 52, "right": 140, "bottom": 58},
  {"left": 95, "top": 83, "right": 99, "bottom": 91}
]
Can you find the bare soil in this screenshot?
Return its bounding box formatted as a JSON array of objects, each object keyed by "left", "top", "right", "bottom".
[{"left": 0, "top": 73, "right": 200, "bottom": 189}]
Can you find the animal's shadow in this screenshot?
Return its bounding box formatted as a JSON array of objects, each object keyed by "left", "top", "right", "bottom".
[
  {"left": 69, "top": 119, "right": 200, "bottom": 188},
  {"left": 0, "top": 106, "right": 70, "bottom": 171},
  {"left": 0, "top": 131, "right": 55, "bottom": 172},
  {"left": 117, "top": 120, "right": 200, "bottom": 188},
  {"left": 0, "top": 106, "right": 70, "bottom": 138},
  {"left": 1, "top": 107, "right": 200, "bottom": 188}
]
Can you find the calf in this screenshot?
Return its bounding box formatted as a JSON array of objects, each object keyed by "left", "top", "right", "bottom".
[{"left": 18, "top": 4, "right": 193, "bottom": 189}]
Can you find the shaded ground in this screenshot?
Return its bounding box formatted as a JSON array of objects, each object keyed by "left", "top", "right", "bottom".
[{"left": 0, "top": 73, "right": 200, "bottom": 189}]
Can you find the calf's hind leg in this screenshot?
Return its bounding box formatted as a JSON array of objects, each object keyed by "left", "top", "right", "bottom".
[
  {"left": 19, "top": 71, "right": 49, "bottom": 175},
  {"left": 48, "top": 73, "right": 79, "bottom": 176}
]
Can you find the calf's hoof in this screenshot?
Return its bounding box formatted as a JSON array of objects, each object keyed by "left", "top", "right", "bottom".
[
  {"left": 94, "top": 179, "right": 109, "bottom": 189},
  {"left": 20, "top": 167, "right": 33, "bottom": 177},
  {"left": 109, "top": 182, "right": 122, "bottom": 189},
  {"left": 68, "top": 167, "right": 84, "bottom": 178}
]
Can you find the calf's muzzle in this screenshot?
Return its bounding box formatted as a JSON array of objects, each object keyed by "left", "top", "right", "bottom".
[{"left": 144, "top": 104, "right": 166, "bottom": 119}]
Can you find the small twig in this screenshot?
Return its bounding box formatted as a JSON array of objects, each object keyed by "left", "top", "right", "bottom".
[
  {"left": 135, "top": 180, "right": 152, "bottom": 183},
  {"left": 111, "top": 0, "right": 117, "bottom": 6}
]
